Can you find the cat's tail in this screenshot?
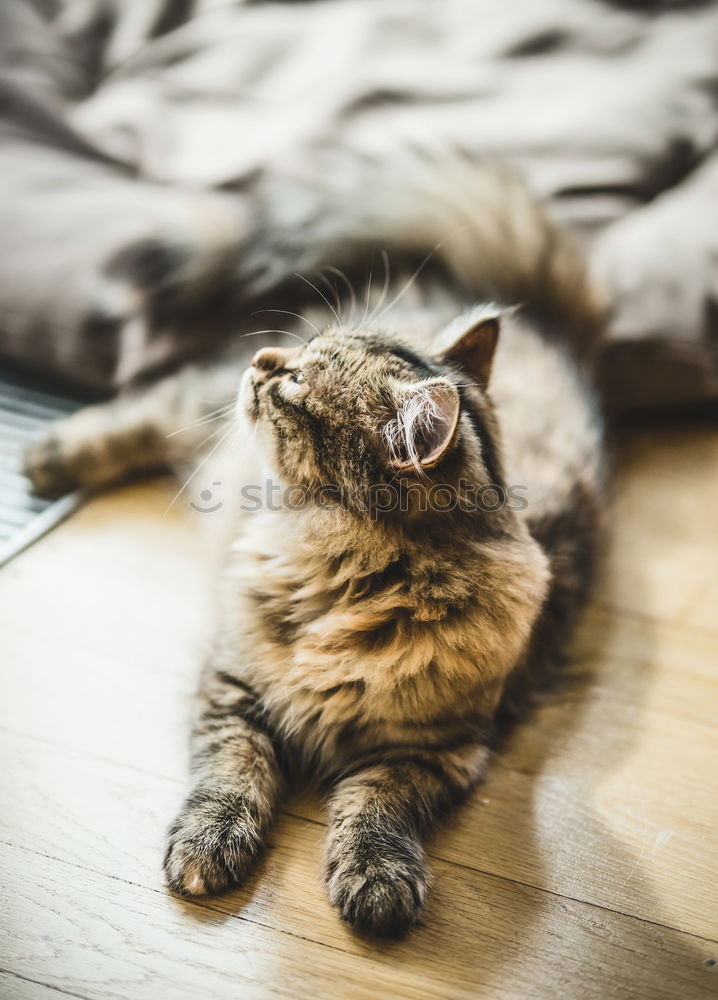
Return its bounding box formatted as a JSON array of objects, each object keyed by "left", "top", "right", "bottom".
[
  {"left": 261, "top": 147, "right": 604, "bottom": 355},
  {"left": 357, "top": 150, "right": 604, "bottom": 352},
  {"left": 408, "top": 155, "right": 603, "bottom": 348}
]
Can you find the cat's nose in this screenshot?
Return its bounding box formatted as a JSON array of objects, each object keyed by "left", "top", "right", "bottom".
[{"left": 250, "top": 348, "right": 287, "bottom": 373}]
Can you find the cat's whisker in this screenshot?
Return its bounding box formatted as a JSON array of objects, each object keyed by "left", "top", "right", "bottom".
[
  {"left": 370, "top": 244, "right": 442, "bottom": 326},
  {"left": 326, "top": 266, "right": 357, "bottom": 323},
  {"left": 360, "top": 250, "right": 376, "bottom": 327},
  {"left": 193, "top": 419, "right": 234, "bottom": 454},
  {"left": 371, "top": 224, "right": 472, "bottom": 326},
  {"left": 252, "top": 308, "right": 320, "bottom": 337},
  {"left": 366, "top": 249, "right": 392, "bottom": 326},
  {"left": 223, "top": 423, "right": 242, "bottom": 458},
  {"left": 317, "top": 271, "right": 342, "bottom": 315},
  {"left": 378, "top": 249, "right": 392, "bottom": 315},
  {"left": 165, "top": 403, "right": 235, "bottom": 438},
  {"left": 240, "top": 328, "right": 307, "bottom": 343},
  {"left": 164, "top": 421, "right": 237, "bottom": 516},
  {"left": 294, "top": 273, "right": 343, "bottom": 329}
]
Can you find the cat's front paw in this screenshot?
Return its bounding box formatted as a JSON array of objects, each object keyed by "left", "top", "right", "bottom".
[
  {"left": 326, "top": 844, "right": 428, "bottom": 938},
  {"left": 164, "top": 791, "right": 265, "bottom": 897}
]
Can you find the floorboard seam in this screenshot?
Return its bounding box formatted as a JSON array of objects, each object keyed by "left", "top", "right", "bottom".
[
  {"left": 4, "top": 832, "right": 715, "bottom": 951},
  {"left": 0, "top": 967, "right": 92, "bottom": 1000},
  {"left": 1, "top": 840, "right": 361, "bottom": 961},
  {"left": 3, "top": 730, "right": 716, "bottom": 946}
]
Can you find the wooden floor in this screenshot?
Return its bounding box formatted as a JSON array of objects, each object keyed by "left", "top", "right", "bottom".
[{"left": 1, "top": 423, "right": 717, "bottom": 1000}]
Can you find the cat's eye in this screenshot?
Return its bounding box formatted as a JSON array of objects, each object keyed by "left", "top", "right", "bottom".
[{"left": 290, "top": 371, "right": 306, "bottom": 384}]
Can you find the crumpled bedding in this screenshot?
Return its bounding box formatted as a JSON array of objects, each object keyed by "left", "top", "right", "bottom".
[{"left": 2, "top": 0, "right": 718, "bottom": 412}]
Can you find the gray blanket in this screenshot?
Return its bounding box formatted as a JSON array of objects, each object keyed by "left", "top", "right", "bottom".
[{"left": 2, "top": 0, "right": 718, "bottom": 412}]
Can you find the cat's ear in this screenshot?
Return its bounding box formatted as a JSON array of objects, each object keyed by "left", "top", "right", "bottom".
[
  {"left": 382, "top": 378, "right": 460, "bottom": 473},
  {"left": 435, "top": 309, "right": 501, "bottom": 386}
]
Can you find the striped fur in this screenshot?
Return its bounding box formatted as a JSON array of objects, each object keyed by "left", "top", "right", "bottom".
[{"left": 24, "top": 165, "right": 604, "bottom": 937}]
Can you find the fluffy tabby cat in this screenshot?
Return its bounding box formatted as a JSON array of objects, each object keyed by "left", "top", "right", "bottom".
[{"left": 25, "top": 161, "right": 604, "bottom": 937}]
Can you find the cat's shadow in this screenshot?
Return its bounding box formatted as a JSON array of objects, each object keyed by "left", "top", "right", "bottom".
[
  {"left": 172, "top": 465, "right": 716, "bottom": 996},
  {"left": 380, "top": 521, "right": 713, "bottom": 994}
]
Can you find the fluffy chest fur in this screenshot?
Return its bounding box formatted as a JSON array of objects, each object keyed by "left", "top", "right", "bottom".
[{"left": 218, "top": 505, "right": 550, "bottom": 772}]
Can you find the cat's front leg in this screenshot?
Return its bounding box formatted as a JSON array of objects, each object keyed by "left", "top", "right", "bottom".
[
  {"left": 164, "top": 672, "right": 282, "bottom": 897},
  {"left": 325, "top": 743, "right": 489, "bottom": 938}
]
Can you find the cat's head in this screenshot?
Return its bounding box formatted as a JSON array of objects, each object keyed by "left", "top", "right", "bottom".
[{"left": 239, "top": 308, "right": 504, "bottom": 518}]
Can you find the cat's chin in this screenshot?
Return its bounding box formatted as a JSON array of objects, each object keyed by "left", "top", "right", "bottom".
[{"left": 236, "top": 367, "right": 257, "bottom": 424}]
